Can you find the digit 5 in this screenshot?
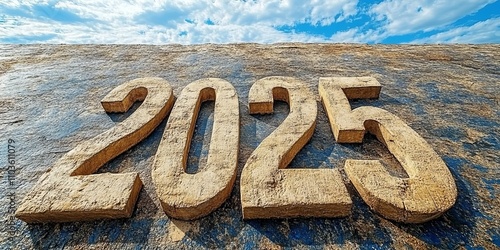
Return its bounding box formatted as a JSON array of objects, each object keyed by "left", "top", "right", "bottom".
[
  {"left": 319, "top": 77, "right": 457, "bottom": 223},
  {"left": 241, "top": 76, "right": 352, "bottom": 219},
  {"left": 15, "top": 77, "right": 175, "bottom": 223}
]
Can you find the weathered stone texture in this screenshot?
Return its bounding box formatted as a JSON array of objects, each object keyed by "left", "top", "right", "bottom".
[
  {"left": 0, "top": 44, "right": 499, "bottom": 249},
  {"left": 241, "top": 76, "right": 352, "bottom": 219},
  {"left": 152, "top": 78, "right": 239, "bottom": 220},
  {"left": 319, "top": 77, "right": 457, "bottom": 223},
  {"left": 15, "top": 77, "right": 175, "bottom": 223}
]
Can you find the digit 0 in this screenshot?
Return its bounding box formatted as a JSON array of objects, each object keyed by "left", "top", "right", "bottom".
[
  {"left": 240, "top": 76, "right": 352, "bottom": 219},
  {"left": 15, "top": 78, "right": 175, "bottom": 223},
  {"left": 152, "top": 78, "right": 239, "bottom": 220},
  {"left": 319, "top": 77, "right": 457, "bottom": 223}
]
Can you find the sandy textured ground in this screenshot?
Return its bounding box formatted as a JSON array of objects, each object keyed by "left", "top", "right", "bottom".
[{"left": 0, "top": 44, "right": 498, "bottom": 249}]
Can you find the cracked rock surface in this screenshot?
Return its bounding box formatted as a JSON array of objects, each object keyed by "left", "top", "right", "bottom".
[{"left": 0, "top": 44, "right": 498, "bottom": 249}]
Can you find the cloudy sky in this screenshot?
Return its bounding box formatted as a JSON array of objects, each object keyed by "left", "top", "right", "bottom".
[{"left": 0, "top": 0, "right": 498, "bottom": 44}]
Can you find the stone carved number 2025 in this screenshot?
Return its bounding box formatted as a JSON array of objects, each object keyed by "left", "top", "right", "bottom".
[{"left": 15, "top": 76, "right": 457, "bottom": 224}]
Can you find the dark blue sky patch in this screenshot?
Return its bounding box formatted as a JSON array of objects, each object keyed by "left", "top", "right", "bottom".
[
  {"left": 449, "top": 1, "right": 500, "bottom": 27},
  {"left": 205, "top": 19, "right": 215, "bottom": 25},
  {"left": 275, "top": 13, "right": 373, "bottom": 40}
]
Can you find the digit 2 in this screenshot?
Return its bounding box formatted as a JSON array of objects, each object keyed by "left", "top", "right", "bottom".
[
  {"left": 15, "top": 77, "right": 175, "bottom": 223},
  {"left": 240, "top": 76, "right": 352, "bottom": 219}
]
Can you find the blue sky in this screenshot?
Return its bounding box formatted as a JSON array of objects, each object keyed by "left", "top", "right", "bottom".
[{"left": 0, "top": 0, "right": 498, "bottom": 44}]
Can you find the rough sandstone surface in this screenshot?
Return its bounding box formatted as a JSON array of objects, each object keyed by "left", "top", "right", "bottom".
[
  {"left": 15, "top": 77, "right": 175, "bottom": 223},
  {"left": 152, "top": 78, "right": 239, "bottom": 220},
  {"left": 0, "top": 44, "right": 498, "bottom": 249},
  {"left": 241, "top": 76, "right": 352, "bottom": 219},
  {"left": 319, "top": 77, "right": 457, "bottom": 223}
]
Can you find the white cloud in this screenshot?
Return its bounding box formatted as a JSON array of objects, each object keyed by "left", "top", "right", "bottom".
[
  {"left": 0, "top": 0, "right": 498, "bottom": 44},
  {"left": 4, "top": 0, "right": 358, "bottom": 26},
  {"left": 411, "top": 18, "right": 500, "bottom": 43},
  {"left": 0, "top": 0, "right": 359, "bottom": 44},
  {"left": 370, "top": 0, "right": 497, "bottom": 35},
  {"left": 0, "top": 16, "right": 328, "bottom": 44},
  {"left": 329, "top": 28, "right": 387, "bottom": 43},
  {"left": 327, "top": 0, "right": 499, "bottom": 44}
]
